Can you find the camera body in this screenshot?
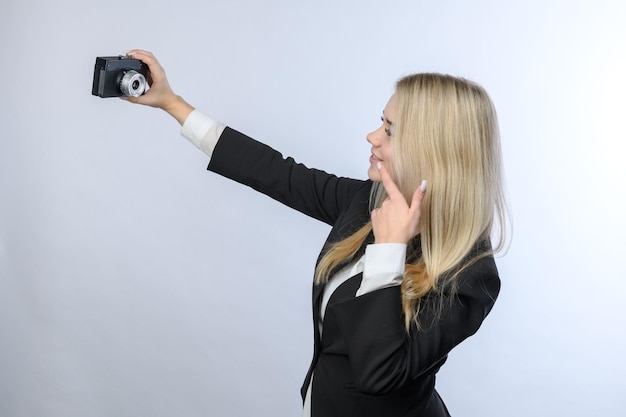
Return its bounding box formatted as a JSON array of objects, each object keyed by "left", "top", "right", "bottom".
[{"left": 92, "top": 56, "right": 149, "bottom": 98}]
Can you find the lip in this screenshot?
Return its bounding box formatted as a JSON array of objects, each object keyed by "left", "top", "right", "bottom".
[{"left": 369, "top": 154, "right": 382, "bottom": 164}]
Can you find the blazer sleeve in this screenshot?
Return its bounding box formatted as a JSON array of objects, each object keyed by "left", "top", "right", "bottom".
[
  {"left": 324, "top": 255, "right": 501, "bottom": 395},
  {"left": 207, "top": 127, "right": 369, "bottom": 226}
]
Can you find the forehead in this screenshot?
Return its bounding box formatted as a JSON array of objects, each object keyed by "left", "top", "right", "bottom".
[{"left": 383, "top": 94, "right": 397, "bottom": 118}]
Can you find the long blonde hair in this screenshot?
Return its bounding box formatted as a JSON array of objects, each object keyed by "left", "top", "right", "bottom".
[{"left": 315, "top": 73, "right": 507, "bottom": 329}]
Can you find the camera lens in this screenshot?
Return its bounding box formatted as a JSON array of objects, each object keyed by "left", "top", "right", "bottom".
[{"left": 119, "top": 70, "right": 147, "bottom": 97}]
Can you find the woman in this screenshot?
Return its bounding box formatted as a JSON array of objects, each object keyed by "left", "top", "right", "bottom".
[{"left": 125, "top": 49, "right": 507, "bottom": 416}]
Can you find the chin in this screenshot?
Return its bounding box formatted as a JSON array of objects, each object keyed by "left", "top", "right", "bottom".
[{"left": 367, "top": 167, "right": 381, "bottom": 182}]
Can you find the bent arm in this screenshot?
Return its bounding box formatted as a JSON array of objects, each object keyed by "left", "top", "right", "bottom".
[{"left": 326, "top": 255, "right": 500, "bottom": 395}]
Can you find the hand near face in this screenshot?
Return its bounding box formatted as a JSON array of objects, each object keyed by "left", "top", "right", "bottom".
[{"left": 371, "top": 163, "right": 427, "bottom": 244}]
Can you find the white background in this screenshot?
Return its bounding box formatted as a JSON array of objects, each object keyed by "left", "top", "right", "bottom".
[{"left": 1, "top": 1, "right": 625, "bottom": 416}]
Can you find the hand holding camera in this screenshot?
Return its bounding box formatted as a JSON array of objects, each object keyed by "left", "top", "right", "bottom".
[{"left": 93, "top": 49, "right": 194, "bottom": 125}]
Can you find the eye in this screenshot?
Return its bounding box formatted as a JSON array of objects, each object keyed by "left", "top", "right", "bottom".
[{"left": 380, "top": 116, "right": 393, "bottom": 137}]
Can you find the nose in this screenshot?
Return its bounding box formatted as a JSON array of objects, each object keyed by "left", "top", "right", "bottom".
[{"left": 367, "top": 124, "right": 384, "bottom": 146}]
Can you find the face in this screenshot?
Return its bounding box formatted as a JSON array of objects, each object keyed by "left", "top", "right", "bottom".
[{"left": 367, "top": 94, "right": 397, "bottom": 182}]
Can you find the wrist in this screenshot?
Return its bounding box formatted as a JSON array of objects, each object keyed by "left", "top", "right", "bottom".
[{"left": 163, "top": 95, "right": 195, "bottom": 126}]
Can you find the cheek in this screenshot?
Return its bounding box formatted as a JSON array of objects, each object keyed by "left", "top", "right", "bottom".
[{"left": 381, "top": 140, "right": 394, "bottom": 161}]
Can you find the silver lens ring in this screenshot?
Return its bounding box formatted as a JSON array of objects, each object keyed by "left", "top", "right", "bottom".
[{"left": 119, "top": 70, "right": 147, "bottom": 97}]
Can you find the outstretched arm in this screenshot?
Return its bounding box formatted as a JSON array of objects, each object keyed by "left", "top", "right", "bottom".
[{"left": 121, "top": 50, "right": 368, "bottom": 224}]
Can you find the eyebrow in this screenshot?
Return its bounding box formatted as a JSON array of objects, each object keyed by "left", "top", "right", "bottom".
[{"left": 381, "top": 113, "right": 394, "bottom": 126}]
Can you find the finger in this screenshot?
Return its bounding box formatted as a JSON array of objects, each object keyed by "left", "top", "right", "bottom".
[
  {"left": 409, "top": 179, "right": 427, "bottom": 214},
  {"left": 126, "top": 49, "right": 154, "bottom": 60},
  {"left": 377, "top": 162, "right": 403, "bottom": 200},
  {"left": 126, "top": 50, "right": 163, "bottom": 78}
]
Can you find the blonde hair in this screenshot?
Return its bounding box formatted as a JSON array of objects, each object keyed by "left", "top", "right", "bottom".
[{"left": 315, "top": 73, "right": 507, "bottom": 329}]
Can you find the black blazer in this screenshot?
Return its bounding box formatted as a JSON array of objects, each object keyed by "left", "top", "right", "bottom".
[{"left": 208, "top": 127, "right": 501, "bottom": 417}]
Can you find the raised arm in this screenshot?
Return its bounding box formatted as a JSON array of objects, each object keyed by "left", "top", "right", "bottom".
[{"left": 121, "top": 49, "right": 369, "bottom": 225}]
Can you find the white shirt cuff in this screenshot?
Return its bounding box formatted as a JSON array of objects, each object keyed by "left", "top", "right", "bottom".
[
  {"left": 180, "top": 109, "right": 226, "bottom": 157},
  {"left": 356, "top": 243, "right": 406, "bottom": 296}
]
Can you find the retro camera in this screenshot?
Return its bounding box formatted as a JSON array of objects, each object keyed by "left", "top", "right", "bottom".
[{"left": 92, "top": 55, "right": 149, "bottom": 98}]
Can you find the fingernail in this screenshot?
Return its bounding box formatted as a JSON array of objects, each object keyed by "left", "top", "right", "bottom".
[
  {"left": 377, "top": 162, "right": 382, "bottom": 170},
  {"left": 420, "top": 180, "right": 427, "bottom": 193}
]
